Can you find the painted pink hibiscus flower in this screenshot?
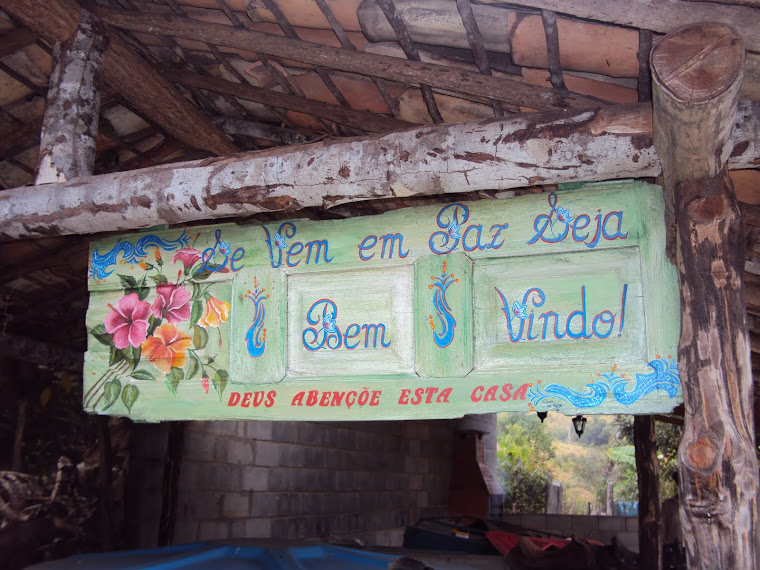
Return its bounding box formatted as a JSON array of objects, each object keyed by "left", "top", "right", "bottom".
[
  {"left": 172, "top": 248, "right": 202, "bottom": 270},
  {"left": 152, "top": 283, "right": 192, "bottom": 323},
  {"left": 104, "top": 293, "right": 151, "bottom": 349}
]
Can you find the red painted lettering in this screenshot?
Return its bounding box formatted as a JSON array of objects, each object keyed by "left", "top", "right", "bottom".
[
  {"left": 512, "top": 383, "right": 530, "bottom": 400},
  {"left": 398, "top": 389, "right": 411, "bottom": 404},
  {"left": 228, "top": 392, "right": 241, "bottom": 406},
  {"left": 436, "top": 387, "right": 452, "bottom": 403}
]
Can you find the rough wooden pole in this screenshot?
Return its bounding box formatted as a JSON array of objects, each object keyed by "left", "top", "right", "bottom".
[
  {"left": 35, "top": 9, "right": 107, "bottom": 184},
  {"left": 651, "top": 23, "right": 759, "bottom": 570},
  {"left": 634, "top": 415, "right": 661, "bottom": 570}
]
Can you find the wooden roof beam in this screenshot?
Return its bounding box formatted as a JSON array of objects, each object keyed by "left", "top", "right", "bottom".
[
  {"left": 0, "top": 0, "right": 237, "bottom": 156},
  {"left": 1, "top": 99, "right": 758, "bottom": 240},
  {"left": 160, "top": 67, "right": 411, "bottom": 133},
  {"left": 90, "top": 5, "right": 603, "bottom": 111}
]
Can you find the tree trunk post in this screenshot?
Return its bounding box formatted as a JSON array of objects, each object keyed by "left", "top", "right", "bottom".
[
  {"left": 651, "top": 22, "right": 759, "bottom": 569},
  {"left": 35, "top": 9, "right": 108, "bottom": 184},
  {"left": 634, "top": 415, "right": 661, "bottom": 570}
]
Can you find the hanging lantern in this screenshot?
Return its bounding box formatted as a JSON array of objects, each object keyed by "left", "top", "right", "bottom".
[{"left": 572, "top": 415, "right": 587, "bottom": 438}]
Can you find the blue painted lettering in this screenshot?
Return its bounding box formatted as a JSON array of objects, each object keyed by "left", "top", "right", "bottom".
[
  {"left": 263, "top": 222, "right": 333, "bottom": 268},
  {"left": 302, "top": 299, "right": 392, "bottom": 351},
  {"left": 528, "top": 193, "right": 628, "bottom": 248},
  {"left": 429, "top": 203, "right": 509, "bottom": 254},
  {"left": 358, "top": 233, "right": 409, "bottom": 260},
  {"left": 495, "top": 284, "right": 629, "bottom": 342}
]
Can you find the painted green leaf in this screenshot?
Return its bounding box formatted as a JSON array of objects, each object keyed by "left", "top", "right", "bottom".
[
  {"left": 124, "top": 345, "right": 142, "bottom": 371},
  {"left": 119, "top": 273, "right": 150, "bottom": 299},
  {"left": 150, "top": 274, "right": 169, "bottom": 285},
  {"left": 136, "top": 276, "right": 150, "bottom": 301},
  {"left": 186, "top": 352, "right": 200, "bottom": 381},
  {"left": 103, "top": 378, "right": 122, "bottom": 410},
  {"left": 121, "top": 384, "right": 139, "bottom": 413},
  {"left": 607, "top": 445, "right": 636, "bottom": 466},
  {"left": 191, "top": 282, "right": 202, "bottom": 301},
  {"left": 130, "top": 369, "right": 156, "bottom": 382},
  {"left": 90, "top": 324, "right": 113, "bottom": 346},
  {"left": 193, "top": 325, "right": 208, "bottom": 350},
  {"left": 146, "top": 315, "right": 159, "bottom": 336},
  {"left": 193, "top": 269, "right": 212, "bottom": 281},
  {"left": 190, "top": 300, "right": 204, "bottom": 327},
  {"left": 118, "top": 274, "right": 137, "bottom": 290},
  {"left": 109, "top": 346, "right": 126, "bottom": 367},
  {"left": 168, "top": 366, "right": 184, "bottom": 395},
  {"left": 212, "top": 369, "right": 229, "bottom": 401}
]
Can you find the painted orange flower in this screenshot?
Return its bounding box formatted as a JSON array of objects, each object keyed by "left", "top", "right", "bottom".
[
  {"left": 141, "top": 323, "right": 192, "bottom": 374},
  {"left": 200, "top": 297, "right": 231, "bottom": 328}
]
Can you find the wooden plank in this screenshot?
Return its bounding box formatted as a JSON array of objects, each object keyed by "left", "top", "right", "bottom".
[
  {"left": 91, "top": 6, "right": 604, "bottom": 111},
  {"left": 652, "top": 22, "right": 759, "bottom": 570},
  {"left": 2, "top": 99, "right": 759, "bottom": 240},
  {"left": 81, "top": 182, "right": 681, "bottom": 421},
  {"left": 0, "top": 27, "right": 38, "bottom": 58},
  {"left": 0, "top": 0, "right": 237, "bottom": 156},
  {"left": 160, "top": 68, "right": 411, "bottom": 133}
]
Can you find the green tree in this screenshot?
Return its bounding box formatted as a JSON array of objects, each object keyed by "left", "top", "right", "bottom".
[
  {"left": 605, "top": 417, "right": 683, "bottom": 507},
  {"left": 497, "top": 414, "right": 555, "bottom": 513}
]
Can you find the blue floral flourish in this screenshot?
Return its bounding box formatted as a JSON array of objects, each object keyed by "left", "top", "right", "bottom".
[{"left": 528, "top": 357, "right": 680, "bottom": 409}]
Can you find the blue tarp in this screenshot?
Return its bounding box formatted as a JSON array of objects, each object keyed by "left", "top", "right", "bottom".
[{"left": 25, "top": 542, "right": 398, "bottom": 569}]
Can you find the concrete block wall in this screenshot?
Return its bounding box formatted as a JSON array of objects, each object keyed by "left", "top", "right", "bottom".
[
  {"left": 500, "top": 514, "right": 640, "bottom": 552},
  {"left": 173, "top": 419, "right": 455, "bottom": 547}
]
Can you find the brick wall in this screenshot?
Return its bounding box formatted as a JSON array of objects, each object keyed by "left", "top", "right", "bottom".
[
  {"left": 500, "top": 514, "right": 640, "bottom": 552},
  {"left": 172, "top": 419, "right": 456, "bottom": 547}
]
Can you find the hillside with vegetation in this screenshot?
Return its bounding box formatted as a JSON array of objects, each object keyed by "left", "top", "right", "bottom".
[{"left": 497, "top": 412, "right": 681, "bottom": 515}]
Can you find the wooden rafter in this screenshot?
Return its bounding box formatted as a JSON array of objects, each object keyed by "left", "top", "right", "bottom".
[
  {"left": 0, "top": 0, "right": 237, "bottom": 156},
  {"left": 160, "top": 68, "right": 411, "bottom": 133},
  {"left": 91, "top": 6, "right": 604, "bottom": 111},
  {"left": 374, "top": 0, "right": 443, "bottom": 123},
  {"left": 455, "top": 0, "right": 503, "bottom": 117}
]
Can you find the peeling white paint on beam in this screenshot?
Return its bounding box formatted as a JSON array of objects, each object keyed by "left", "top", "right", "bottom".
[{"left": 0, "top": 102, "right": 756, "bottom": 240}]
